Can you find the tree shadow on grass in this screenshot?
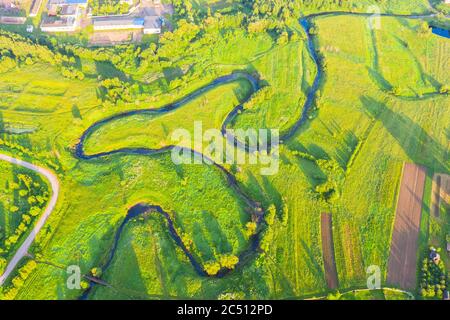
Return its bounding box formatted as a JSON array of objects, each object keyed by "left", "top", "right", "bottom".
[
  {"left": 361, "top": 96, "right": 449, "bottom": 175},
  {"left": 93, "top": 239, "right": 149, "bottom": 299},
  {"left": 336, "top": 130, "right": 358, "bottom": 170},
  {"left": 300, "top": 239, "right": 326, "bottom": 287},
  {"left": 95, "top": 61, "right": 127, "bottom": 81},
  {"left": 202, "top": 211, "right": 232, "bottom": 255},
  {"left": 192, "top": 221, "right": 215, "bottom": 263},
  {"left": 261, "top": 176, "right": 282, "bottom": 214}
]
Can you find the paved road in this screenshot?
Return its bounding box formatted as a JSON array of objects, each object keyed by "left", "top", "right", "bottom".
[{"left": 0, "top": 154, "right": 59, "bottom": 286}]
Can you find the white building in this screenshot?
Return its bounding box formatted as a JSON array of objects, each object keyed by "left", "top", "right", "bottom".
[
  {"left": 93, "top": 17, "right": 145, "bottom": 31},
  {"left": 41, "top": 16, "right": 77, "bottom": 32},
  {"left": 143, "top": 16, "right": 161, "bottom": 34}
]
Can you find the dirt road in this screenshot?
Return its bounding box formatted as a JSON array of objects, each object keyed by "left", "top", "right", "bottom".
[
  {"left": 321, "top": 212, "right": 339, "bottom": 289},
  {"left": 387, "top": 163, "right": 426, "bottom": 290}
]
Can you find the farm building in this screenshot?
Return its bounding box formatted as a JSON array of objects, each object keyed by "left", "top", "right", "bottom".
[
  {"left": 143, "top": 16, "right": 161, "bottom": 34},
  {"left": 41, "top": 16, "right": 77, "bottom": 32},
  {"left": 48, "top": 4, "right": 79, "bottom": 16},
  {"left": 41, "top": 0, "right": 85, "bottom": 32},
  {"left": 0, "top": 0, "right": 28, "bottom": 21},
  {"left": 48, "top": 0, "right": 87, "bottom": 7},
  {"left": 93, "top": 17, "right": 145, "bottom": 31},
  {"left": 0, "top": 16, "right": 25, "bottom": 24}
]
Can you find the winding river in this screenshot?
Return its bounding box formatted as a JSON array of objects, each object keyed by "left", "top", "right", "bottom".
[{"left": 75, "top": 11, "right": 446, "bottom": 298}]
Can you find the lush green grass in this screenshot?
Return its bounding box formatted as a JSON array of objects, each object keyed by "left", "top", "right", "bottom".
[
  {"left": 334, "top": 289, "right": 413, "bottom": 300},
  {"left": 0, "top": 4, "right": 448, "bottom": 300},
  {"left": 84, "top": 79, "right": 253, "bottom": 155},
  {"left": 232, "top": 37, "right": 316, "bottom": 134}
]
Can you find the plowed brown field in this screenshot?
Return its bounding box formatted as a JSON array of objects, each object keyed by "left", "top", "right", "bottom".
[{"left": 386, "top": 163, "right": 426, "bottom": 290}]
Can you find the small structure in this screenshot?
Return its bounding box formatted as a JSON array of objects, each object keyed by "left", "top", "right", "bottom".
[
  {"left": 429, "top": 248, "right": 441, "bottom": 264},
  {"left": 143, "top": 16, "right": 161, "bottom": 34},
  {"left": 444, "top": 290, "right": 450, "bottom": 301},
  {"left": 49, "top": 0, "right": 87, "bottom": 7},
  {"left": 41, "top": 0, "right": 85, "bottom": 32},
  {"left": 41, "top": 16, "right": 77, "bottom": 32},
  {"left": 59, "top": 4, "right": 79, "bottom": 16},
  {"left": 26, "top": 24, "right": 34, "bottom": 32},
  {"left": 0, "top": 16, "right": 26, "bottom": 24}
]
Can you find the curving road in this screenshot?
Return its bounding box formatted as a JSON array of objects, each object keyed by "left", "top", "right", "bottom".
[{"left": 0, "top": 154, "right": 59, "bottom": 286}]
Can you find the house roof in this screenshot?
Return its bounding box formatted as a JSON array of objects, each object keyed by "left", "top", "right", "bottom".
[
  {"left": 65, "top": 0, "right": 87, "bottom": 4},
  {"left": 144, "top": 16, "right": 161, "bottom": 29},
  {"left": 93, "top": 17, "right": 144, "bottom": 27},
  {"left": 41, "top": 16, "right": 76, "bottom": 28}
]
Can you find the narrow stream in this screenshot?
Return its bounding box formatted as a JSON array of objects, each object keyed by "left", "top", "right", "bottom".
[{"left": 75, "top": 11, "right": 443, "bottom": 299}]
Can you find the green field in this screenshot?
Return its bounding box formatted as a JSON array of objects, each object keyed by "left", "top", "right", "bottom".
[
  {"left": 0, "top": 0, "right": 449, "bottom": 300},
  {"left": 327, "top": 288, "right": 413, "bottom": 300}
]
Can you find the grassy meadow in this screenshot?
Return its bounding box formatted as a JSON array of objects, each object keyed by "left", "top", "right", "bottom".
[{"left": 0, "top": 1, "right": 448, "bottom": 300}]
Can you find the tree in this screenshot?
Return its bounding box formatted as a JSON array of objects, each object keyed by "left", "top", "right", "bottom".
[
  {"left": 219, "top": 254, "right": 239, "bottom": 270},
  {"left": 80, "top": 280, "right": 90, "bottom": 290},
  {"left": 91, "top": 267, "right": 102, "bottom": 278},
  {"left": 204, "top": 261, "right": 221, "bottom": 276},
  {"left": 245, "top": 221, "right": 257, "bottom": 237},
  {"left": 265, "top": 204, "right": 276, "bottom": 226}
]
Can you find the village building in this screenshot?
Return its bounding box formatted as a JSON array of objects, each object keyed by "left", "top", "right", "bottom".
[
  {"left": 41, "top": 16, "right": 77, "bottom": 32},
  {"left": 93, "top": 17, "right": 145, "bottom": 31},
  {"left": 0, "top": 0, "right": 27, "bottom": 23},
  {"left": 41, "top": 0, "right": 86, "bottom": 32},
  {"left": 143, "top": 15, "right": 161, "bottom": 34}
]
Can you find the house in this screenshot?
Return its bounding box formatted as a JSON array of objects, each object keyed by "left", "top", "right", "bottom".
[
  {"left": 41, "top": 16, "right": 77, "bottom": 32},
  {"left": 26, "top": 25, "right": 34, "bottom": 32},
  {"left": 52, "top": 0, "right": 87, "bottom": 7},
  {"left": 93, "top": 17, "right": 144, "bottom": 31},
  {"left": 143, "top": 16, "right": 161, "bottom": 34},
  {"left": 41, "top": 0, "right": 85, "bottom": 32}
]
